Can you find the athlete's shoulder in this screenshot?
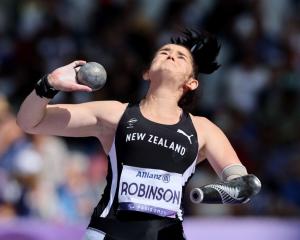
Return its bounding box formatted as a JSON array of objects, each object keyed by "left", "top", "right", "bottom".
[
  {"left": 88, "top": 100, "right": 127, "bottom": 108},
  {"left": 84, "top": 100, "right": 128, "bottom": 113},
  {"left": 189, "top": 114, "right": 214, "bottom": 127},
  {"left": 189, "top": 114, "right": 223, "bottom": 136},
  {"left": 83, "top": 100, "right": 128, "bottom": 125}
]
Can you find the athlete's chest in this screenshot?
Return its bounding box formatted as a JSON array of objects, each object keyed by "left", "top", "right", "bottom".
[
  {"left": 115, "top": 112, "right": 198, "bottom": 173},
  {"left": 122, "top": 123, "right": 195, "bottom": 155}
]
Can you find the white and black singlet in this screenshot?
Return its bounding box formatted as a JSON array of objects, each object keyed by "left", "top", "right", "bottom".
[{"left": 87, "top": 103, "right": 199, "bottom": 240}]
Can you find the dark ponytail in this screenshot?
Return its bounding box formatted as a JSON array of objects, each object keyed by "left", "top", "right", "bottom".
[
  {"left": 172, "top": 29, "right": 221, "bottom": 111},
  {"left": 171, "top": 29, "right": 221, "bottom": 75}
]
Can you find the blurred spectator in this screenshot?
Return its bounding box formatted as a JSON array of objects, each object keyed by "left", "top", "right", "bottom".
[
  {"left": 0, "top": 95, "right": 42, "bottom": 216},
  {"left": 17, "top": 0, "right": 47, "bottom": 40},
  {"left": 27, "top": 134, "right": 70, "bottom": 220},
  {"left": 56, "top": 152, "right": 98, "bottom": 222},
  {"left": 88, "top": 152, "right": 108, "bottom": 205},
  {"left": 224, "top": 47, "right": 270, "bottom": 115}
]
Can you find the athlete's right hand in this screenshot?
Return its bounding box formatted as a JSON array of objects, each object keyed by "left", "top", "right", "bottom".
[{"left": 47, "top": 60, "right": 93, "bottom": 92}]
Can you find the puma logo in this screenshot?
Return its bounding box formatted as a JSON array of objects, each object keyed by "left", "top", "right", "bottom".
[{"left": 177, "top": 129, "right": 193, "bottom": 144}]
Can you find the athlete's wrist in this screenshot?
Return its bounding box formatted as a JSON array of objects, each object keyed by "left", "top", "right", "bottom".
[{"left": 35, "top": 74, "right": 59, "bottom": 99}]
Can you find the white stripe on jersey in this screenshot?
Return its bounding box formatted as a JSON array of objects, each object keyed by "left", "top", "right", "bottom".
[
  {"left": 100, "top": 139, "right": 118, "bottom": 218},
  {"left": 84, "top": 228, "right": 106, "bottom": 240},
  {"left": 182, "top": 158, "right": 197, "bottom": 185},
  {"left": 177, "top": 157, "right": 197, "bottom": 220}
]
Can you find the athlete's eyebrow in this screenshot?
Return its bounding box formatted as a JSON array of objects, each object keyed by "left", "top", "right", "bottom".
[
  {"left": 159, "top": 47, "right": 171, "bottom": 52},
  {"left": 177, "top": 51, "right": 188, "bottom": 58},
  {"left": 159, "top": 47, "right": 190, "bottom": 59}
]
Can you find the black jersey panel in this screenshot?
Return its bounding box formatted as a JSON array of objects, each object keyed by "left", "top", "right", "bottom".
[
  {"left": 89, "top": 102, "right": 199, "bottom": 234},
  {"left": 115, "top": 103, "right": 198, "bottom": 174}
]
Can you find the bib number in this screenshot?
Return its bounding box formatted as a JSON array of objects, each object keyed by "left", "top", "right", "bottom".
[{"left": 118, "top": 165, "right": 182, "bottom": 217}]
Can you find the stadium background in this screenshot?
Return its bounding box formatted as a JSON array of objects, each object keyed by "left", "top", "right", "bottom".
[{"left": 0, "top": 0, "right": 299, "bottom": 239}]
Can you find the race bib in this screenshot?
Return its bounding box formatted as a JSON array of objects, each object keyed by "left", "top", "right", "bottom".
[{"left": 118, "top": 165, "right": 183, "bottom": 217}]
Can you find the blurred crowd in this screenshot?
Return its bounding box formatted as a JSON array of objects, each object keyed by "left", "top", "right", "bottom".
[{"left": 0, "top": 0, "right": 300, "bottom": 222}]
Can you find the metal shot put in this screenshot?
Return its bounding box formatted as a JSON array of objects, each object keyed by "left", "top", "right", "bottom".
[{"left": 76, "top": 62, "right": 107, "bottom": 91}]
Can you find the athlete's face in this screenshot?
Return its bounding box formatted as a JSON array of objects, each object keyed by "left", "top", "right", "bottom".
[
  {"left": 150, "top": 44, "right": 194, "bottom": 78},
  {"left": 144, "top": 44, "right": 199, "bottom": 94}
]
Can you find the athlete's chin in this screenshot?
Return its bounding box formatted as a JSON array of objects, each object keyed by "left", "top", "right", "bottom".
[{"left": 151, "top": 67, "right": 184, "bottom": 78}]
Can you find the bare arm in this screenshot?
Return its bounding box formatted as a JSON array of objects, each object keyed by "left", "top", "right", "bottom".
[
  {"left": 17, "top": 91, "right": 124, "bottom": 137},
  {"left": 190, "top": 117, "right": 261, "bottom": 204},
  {"left": 17, "top": 61, "right": 125, "bottom": 140},
  {"left": 194, "top": 117, "right": 242, "bottom": 178}
]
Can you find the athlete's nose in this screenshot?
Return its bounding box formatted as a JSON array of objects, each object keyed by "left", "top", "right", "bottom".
[{"left": 166, "top": 53, "right": 175, "bottom": 61}]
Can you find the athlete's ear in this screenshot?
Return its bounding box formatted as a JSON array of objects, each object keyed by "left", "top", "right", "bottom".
[
  {"left": 184, "top": 78, "right": 198, "bottom": 91},
  {"left": 143, "top": 70, "right": 150, "bottom": 81}
]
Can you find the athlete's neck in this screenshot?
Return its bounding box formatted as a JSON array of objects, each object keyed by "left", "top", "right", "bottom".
[{"left": 140, "top": 88, "right": 183, "bottom": 124}]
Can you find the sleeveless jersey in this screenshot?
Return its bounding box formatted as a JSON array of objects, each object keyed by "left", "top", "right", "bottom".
[{"left": 90, "top": 103, "right": 198, "bottom": 229}]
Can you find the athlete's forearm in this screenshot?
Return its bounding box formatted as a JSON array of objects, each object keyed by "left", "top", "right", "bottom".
[
  {"left": 190, "top": 174, "right": 261, "bottom": 204},
  {"left": 16, "top": 90, "right": 51, "bottom": 132}
]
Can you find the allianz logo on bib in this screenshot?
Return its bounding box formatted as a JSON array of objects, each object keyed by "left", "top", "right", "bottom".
[{"left": 136, "top": 171, "right": 170, "bottom": 183}]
